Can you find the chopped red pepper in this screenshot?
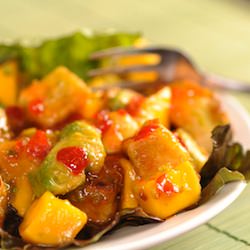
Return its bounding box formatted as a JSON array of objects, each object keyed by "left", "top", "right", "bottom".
[
  {"left": 28, "top": 98, "right": 45, "bottom": 115},
  {"left": 134, "top": 122, "right": 160, "bottom": 141},
  {"left": 15, "top": 138, "right": 25, "bottom": 153},
  {"left": 117, "top": 109, "right": 127, "bottom": 116},
  {"left": 26, "top": 130, "right": 50, "bottom": 160},
  {"left": 57, "top": 146, "right": 88, "bottom": 175},
  {"left": 95, "top": 110, "right": 113, "bottom": 134},
  {"left": 126, "top": 95, "right": 145, "bottom": 116},
  {"left": 156, "top": 174, "right": 179, "bottom": 195},
  {"left": 14, "top": 130, "right": 50, "bottom": 161}
]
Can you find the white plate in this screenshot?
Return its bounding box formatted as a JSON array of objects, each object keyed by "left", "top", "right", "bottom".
[{"left": 79, "top": 94, "right": 250, "bottom": 250}]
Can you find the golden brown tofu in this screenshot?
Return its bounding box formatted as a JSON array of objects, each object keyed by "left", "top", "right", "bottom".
[
  {"left": 124, "top": 120, "right": 190, "bottom": 179},
  {"left": 19, "top": 67, "right": 91, "bottom": 128}
]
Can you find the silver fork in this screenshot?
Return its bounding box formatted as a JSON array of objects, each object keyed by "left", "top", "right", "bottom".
[{"left": 88, "top": 46, "right": 250, "bottom": 92}]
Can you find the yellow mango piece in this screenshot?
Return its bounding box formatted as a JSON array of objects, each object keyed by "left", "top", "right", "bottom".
[
  {"left": 0, "top": 176, "right": 7, "bottom": 227},
  {"left": 81, "top": 92, "right": 104, "bottom": 119},
  {"left": 102, "top": 125, "right": 123, "bottom": 153},
  {"left": 140, "top": 87, "right": 171, "bottom": 127},
  {"left": 134, "top": 161, "right": 201, "bottom": 219},
  {"left": 109, "top": 110, "right": 139, "bottom": 140},
  {"left": 0, "top": 61, "right": 19, "bottom": 105},
  {"left": 103, "top": 110, "right": 138, "bottom": 153},
  {"left": 12, "top": 176, "right": 35, "bottom": 216},
  {"left": 120, "top": 159, "right": 138, "bottom": 210},
  {"left": 19, "top": 191, "right": 87, "bottom": 246}
]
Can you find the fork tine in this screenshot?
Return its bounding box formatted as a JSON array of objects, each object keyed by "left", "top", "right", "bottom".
[
  {"left": 87, "top": 64, "right": 159, "bottom": 77},
  {"left": 89, "top": 46, "right": 164, "bottom": 60}
]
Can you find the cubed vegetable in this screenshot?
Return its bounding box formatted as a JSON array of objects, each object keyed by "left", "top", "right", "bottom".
[
  {"left": 19, "top": 66, "right": 90, "bottom": 128},
  {"left": 29, "top": 121, "right": 106, "bottom": 196},
  {"left": 107, "top": 88, "right": 143, "bottom": 111},
  {"left": 120, "top": 158, "right": 138, "bottom": 210},
  {"left": 0, "top": 176, "right": 7, "bottom": 227},
  {"left": 127, "top": 87, "right": 171, "bottom": 128},
  {"left": 134, "top": 161, "right": 201, "bottom": 219},
  {"left": 0, "top": 129, "right": 51, "bottom": 183},
  {"left": 124, "top": 120, "right": 190, "bottom": 179},
  {"left": 0, "top": 60, "right": 19, "bottom": 105},
  {"left": 96, "top": 109, "right": 138, "bottom": 153},
  {"left": 11, "top": 176, "right": 34, "bottom": 216},
  {"left": 19, "top": 191, "right": 87, "bottom": 246},
  {"left": 170, "top": 80, "right": 228, "bottom": 152}
]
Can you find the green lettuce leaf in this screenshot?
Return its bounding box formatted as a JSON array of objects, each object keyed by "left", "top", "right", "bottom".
[
  {"left": 0, "top": 31, "right": 141, "bottom": 84},
  {"left": 201, "top": 124, "right": 250, "bottom": 187},
  {"left": 199, "top": 124, "right": 250, "bottom": 203},
  {"left": 199, "top": 167, "right": 245, "bottom": 204}
]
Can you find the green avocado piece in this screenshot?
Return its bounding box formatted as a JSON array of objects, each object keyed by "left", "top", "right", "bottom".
[{"left": 29, "top": 121, "right": 106, "bottom": 196}]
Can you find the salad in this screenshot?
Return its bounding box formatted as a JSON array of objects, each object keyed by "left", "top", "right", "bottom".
[{"left": 0, "top": 32, "right": 250, "bottom": 249}]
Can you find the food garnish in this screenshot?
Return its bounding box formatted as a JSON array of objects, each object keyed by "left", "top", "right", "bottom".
[{"left": 0, "top": 32, "right": 249, "bottom": 249}]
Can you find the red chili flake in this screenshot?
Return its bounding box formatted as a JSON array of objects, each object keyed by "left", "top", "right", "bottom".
[
  {"left": 126, "top": 95, "right": 145, "bottom": 116},
  {"left": 95, "top": 110, "right": 113, "bottom": 134},
  {"left": 156, "top": 174, "right": 179, "bottom": 195},
  {"left": 28, "top": 99, "right": 45, "bottom": 115},
  {"left": 117, "top": 109, "right": 127, "bottom": 116},
  {"left": 57, "top": 146, "right": 88, "bottom": 175},
  {"left": 134, "top": 122, "right": 160, "bottom": 141},
  {"left": 26, "top": 130, "right": 51, "bottom": 160}
]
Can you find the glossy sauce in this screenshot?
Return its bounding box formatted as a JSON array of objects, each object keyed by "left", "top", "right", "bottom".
[{"left": 57, "top": 147, "right": 88, "bottom": 175}]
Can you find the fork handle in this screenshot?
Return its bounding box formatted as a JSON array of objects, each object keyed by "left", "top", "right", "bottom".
[{"left": 203, "top": 73, "right": 250, "bottom": 92}]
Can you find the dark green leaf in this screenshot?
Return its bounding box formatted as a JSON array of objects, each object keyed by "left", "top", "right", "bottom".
[
  {"left": 199, "top": 167, "right": 245, "bottom": 204},
  {"left": 201, "top": 124, "right": 250, "bottom": 187},
  {"left": 73, "top": 208, "right": 161, "bottom": 247}
]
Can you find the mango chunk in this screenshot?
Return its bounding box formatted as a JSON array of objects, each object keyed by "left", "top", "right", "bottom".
[
  {"left": 102, "top": 110, "right": 139, "bottom": 153},
  {"left": 137, "top": 87, "right": 171, "bottom": 127},
  {"left": 12, "top": 176, "right": 34, "bottom": 216},
  {"left": 19, "top": 191, "right": 87, "bottom": 246},
  {"left": 0, "top": 176, "right": 7, "bottom": 227},
  {"left": 0, "top": 61, "right": 19, "bottom": 105},
  {"left": 120, "top": 158, "right": 138, "bottom": 210},
  {"left": 170, "top": 80, "right": 228, "bottom": 152},
  {"left": 134, "top": 161, "right": 201, "bottom": 219}
]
